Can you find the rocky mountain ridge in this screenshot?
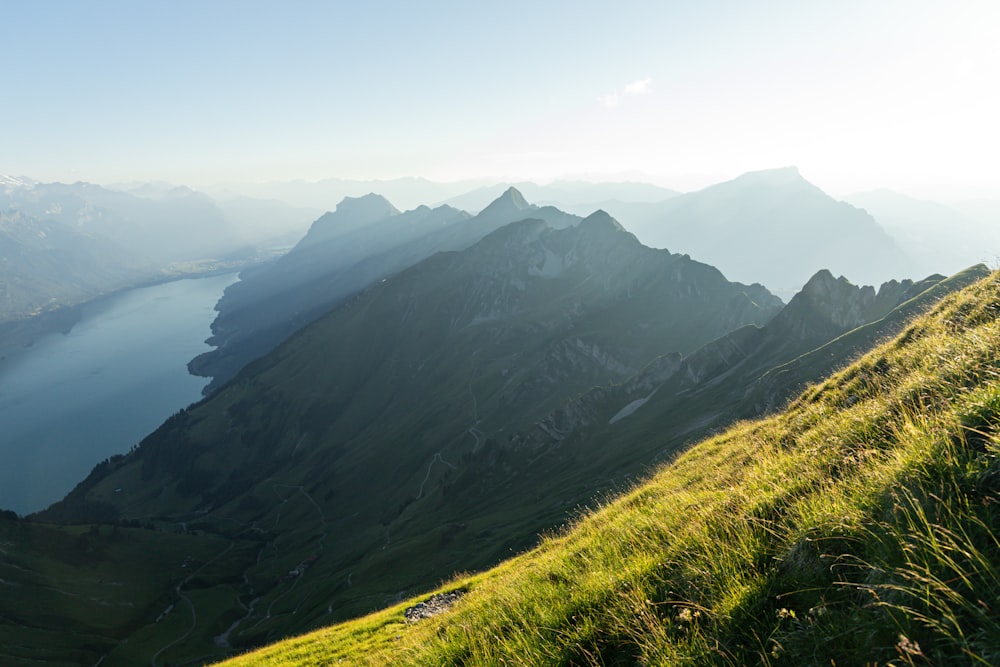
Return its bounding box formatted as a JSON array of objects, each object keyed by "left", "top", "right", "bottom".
[{"left": 190, "top": 188, "right": 580, "bottom": 393}]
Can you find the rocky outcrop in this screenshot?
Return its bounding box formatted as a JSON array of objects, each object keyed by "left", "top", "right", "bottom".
[
  {"left": 404, "top": 590, "right": 467, "bottom": 623},
  {"left": 761, "top": 269, "right": 935, "bottom": 350}
]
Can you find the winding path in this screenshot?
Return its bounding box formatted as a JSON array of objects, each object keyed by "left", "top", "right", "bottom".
[
  {"left": 416, "top": 452, "right": 456, "bottom": 499},
  {"left": 150, "top": 543, "right": 234, "bottom": 667}
]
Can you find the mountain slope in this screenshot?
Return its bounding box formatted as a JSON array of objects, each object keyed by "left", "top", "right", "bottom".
[
  {"left": 190, "top": 187, "right": 579, "bottom": 392},
  {"left": 222, "top": 268, "right": 1000, "bottom": 667},
  {"left": 619, "top": 167, "right": 913, "bottom": 294}
]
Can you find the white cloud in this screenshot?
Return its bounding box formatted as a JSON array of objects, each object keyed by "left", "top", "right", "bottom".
[
  {"left": 623, "top": 77, "right": 652, "bottom": 95},
  {"left": 599, "top": 77, "right": 652, "bottom": 108}
]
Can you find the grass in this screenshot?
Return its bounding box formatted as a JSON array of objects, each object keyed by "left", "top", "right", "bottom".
[{"left": 218, "top": 270, "right": 1000, "bottom": 666}]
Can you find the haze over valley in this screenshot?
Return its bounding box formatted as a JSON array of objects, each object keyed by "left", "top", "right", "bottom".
[{"left": 2, "top": 2, "right": 1000, "bottom": 665}]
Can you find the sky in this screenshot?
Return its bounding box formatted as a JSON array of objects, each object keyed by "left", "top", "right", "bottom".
[{"left": 3, "top": 0, "right": 999, "bottom": 197}]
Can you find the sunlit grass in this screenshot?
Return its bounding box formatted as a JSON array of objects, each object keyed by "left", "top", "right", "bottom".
[{"left": 220, "top": 271, "right": 1000, "bottom": 666}]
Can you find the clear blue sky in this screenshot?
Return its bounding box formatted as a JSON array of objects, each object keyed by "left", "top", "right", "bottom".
[{"left": 3, "top": 0, "right": 998, "bottom": 195}]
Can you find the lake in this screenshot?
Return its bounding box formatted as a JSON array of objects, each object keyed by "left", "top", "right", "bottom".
[{"left": 0, "top": 272, "right": 239, "bottom": 515}]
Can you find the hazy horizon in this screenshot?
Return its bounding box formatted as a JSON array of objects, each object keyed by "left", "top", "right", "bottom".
[{"left": 4, "top": 1, "right": 999, "bottom": 199}]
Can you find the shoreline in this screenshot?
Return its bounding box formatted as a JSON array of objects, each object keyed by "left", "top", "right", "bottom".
[{"left": 0, "top": 255, "right": 275, "bottom": 372}]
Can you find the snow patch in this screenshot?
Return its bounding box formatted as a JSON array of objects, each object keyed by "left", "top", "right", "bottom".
[{"left": 608, "top": 389, "right": 657, "bottom": 424}]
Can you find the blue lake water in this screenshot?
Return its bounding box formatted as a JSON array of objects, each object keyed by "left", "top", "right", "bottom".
[{"left": 0, "top": 272, "right": 239, "bottom": 515}]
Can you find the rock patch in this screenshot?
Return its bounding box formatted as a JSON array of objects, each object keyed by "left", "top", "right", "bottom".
[{"left": 403, "top": 589, "right": 466, "bottom": 623}]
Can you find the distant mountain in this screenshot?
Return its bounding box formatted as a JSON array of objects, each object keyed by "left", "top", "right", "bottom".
[
  {"left": 212, "top": 195, "right": 320, "bottom": 247},
  {"left": 443, "top": 180, "right": 679, "bottom": 213},
  {"left": 0, "top": 174, "right": 36, "bottom": 191},
  {"left": 616, "top": 167, "right": 915, "bottom": 295},
  {"left": 0, "top": 181, "right": 237, "bottom": 263},
  {"left": 293, "top": 193, "right": 402, "bottom": 249},
  {"left": 0, "top": 210, "right": 142, "bottom": 324},
  {"left": 844, "top": 189, "right": 1000, "bottom": 277},
  {"left": 190, "top": 187, "right": 579, "bottom": 392},
  {"left": 203, "top": 176, "right": 494, "bottom": 212},
  {"left": 0, "top": 177, "right": 318, "bottom": 358},
  {"left": 0, "top": 178, "right": 316, "bottom": 266}
]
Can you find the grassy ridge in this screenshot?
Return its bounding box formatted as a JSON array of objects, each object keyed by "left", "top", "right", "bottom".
[{"left": 220, "top": 270, "right": 1000, "bottom": 666}]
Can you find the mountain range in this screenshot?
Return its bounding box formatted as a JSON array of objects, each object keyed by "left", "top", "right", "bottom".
[
  {"left": 189, "top": 187, "right": 579, "bottom": 393},
  {"left": 1, "top": 168, "right": 997, "bottom": 665},
  {"left": 25, "top": 195, "right": 986, "bottom": 664}
]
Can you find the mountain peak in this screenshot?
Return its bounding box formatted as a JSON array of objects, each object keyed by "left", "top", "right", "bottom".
[
  {"left": 797, "top": 268, "right": 871, "bottom": 301},
  {"left": 784, "top": 269, "right": 879, "bottom": 331},
  {"left": 479, "top": 187, "right": 531, "bottom": 217},
  {"left": 689, "top": 166, "right": 823, "bottom": 204},
  {"left": 334, "top": 193, "right": 400, "bottom": 219},
  {"left": 497, "top": 186, "right": 530, "bottom": 208},
  {"left": 731, "top": 166, "right": 806, "bottom": 186},
  {"left": 578, "top": 209, "right": 627, "bottom": 234},
  {"left": 800, "top": 268, "right": 840, "bottom": 292}
]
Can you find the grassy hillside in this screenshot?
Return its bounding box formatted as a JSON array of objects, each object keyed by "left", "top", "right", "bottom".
[{"left": 221, "top": 270, "right": 1000, "bottom": 665}]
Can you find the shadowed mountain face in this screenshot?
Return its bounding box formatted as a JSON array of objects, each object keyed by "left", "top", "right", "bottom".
[
  {"left": 618, "top": 167, "right": 914, "bottom": 295},
  {"left": 190, "top": 187, "right": 581, "bottom": 393}
]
